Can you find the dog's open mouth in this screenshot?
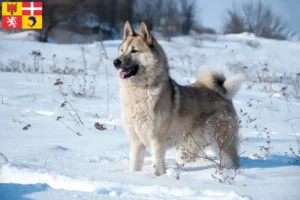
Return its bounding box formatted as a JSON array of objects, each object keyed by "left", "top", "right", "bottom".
[{"left": 119, "top": 66, "right": 139, "bottom": 79}]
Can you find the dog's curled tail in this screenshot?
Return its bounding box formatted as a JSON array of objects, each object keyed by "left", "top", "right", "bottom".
[{"left": 196, "top": 70, "right": 244, "bottom": 99}]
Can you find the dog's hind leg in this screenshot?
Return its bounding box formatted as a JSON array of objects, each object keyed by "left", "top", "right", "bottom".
[
  {"left": 210, "top": 136, "right": 239, "bottom": 169},
  {"left": 151, "top": 138, "right": 167, "bottom": 176},
  {"left": 223, "top": 134, "right": 239, "bottom": 168},
  {"left": 207, "top": 113, "right": 240, "bottom": 169},
  {"left": 129, "top": 141, "right": 146, "bottom": 171},
  {"left": 219, "top": 118, "right": 240, "bottom": 169}
]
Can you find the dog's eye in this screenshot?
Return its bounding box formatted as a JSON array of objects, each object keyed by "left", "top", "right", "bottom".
[{"left": 131, "top": 49, "right": 138, "bottom": 53}]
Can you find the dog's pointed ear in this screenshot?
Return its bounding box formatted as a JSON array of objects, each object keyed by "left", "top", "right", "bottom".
[
  {"left": 139, "top": 22, "right": 153, "bottom": 46},
  {"left": 124, "top": 21, "right": 135, "bottom": 39}
]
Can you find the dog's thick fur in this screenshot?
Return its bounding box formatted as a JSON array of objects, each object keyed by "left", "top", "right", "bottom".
[{"left": 114, "top": 22, "right": 244, "bottom": 176}]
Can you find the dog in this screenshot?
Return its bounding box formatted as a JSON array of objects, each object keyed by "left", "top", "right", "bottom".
[{"left": 113, "top": 21, "right": 244, "bottom": 176}]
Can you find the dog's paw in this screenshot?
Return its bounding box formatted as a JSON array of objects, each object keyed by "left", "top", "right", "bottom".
[
  {"left": 153, "top": 164, "right": 166, "bottom": 176},
  {"left": 176, "top": 162, "right": 185, "bottom": 168},
  {"left": 154, "top": 170, "right": 165, "bottom": 176}
]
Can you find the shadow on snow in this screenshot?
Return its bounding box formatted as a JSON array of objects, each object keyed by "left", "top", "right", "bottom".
[{"left": 0, "top": 183, "right": 49, "bottom": 200}]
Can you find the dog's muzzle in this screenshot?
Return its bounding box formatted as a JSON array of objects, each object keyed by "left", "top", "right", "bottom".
[{"left": 113, "top": 59, "right": 139, "bottom": 79}]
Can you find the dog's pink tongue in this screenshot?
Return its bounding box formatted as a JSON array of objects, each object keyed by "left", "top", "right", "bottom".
[{"left": 119, "top": 71, "right": 128, "bottom": 79}]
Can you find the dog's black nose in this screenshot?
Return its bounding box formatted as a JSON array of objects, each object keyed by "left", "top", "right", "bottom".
[{"left": 113, "top": 59, "right": 121, "bottom": 68}]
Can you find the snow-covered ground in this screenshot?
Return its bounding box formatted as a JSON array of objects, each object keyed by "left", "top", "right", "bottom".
[{"left": 0, "top": 32, "right": 300, "bottom": 200}]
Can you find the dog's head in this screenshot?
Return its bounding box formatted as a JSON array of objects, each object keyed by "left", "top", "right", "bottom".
[{"left": 113, "top": 22, "right": 167, "bottom": 83}]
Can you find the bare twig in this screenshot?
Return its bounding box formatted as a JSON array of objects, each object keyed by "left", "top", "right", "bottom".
[
  {"left": 79, "top": 43, "right": 88, "bottom": 96},
  {"left": 12, "top": 118, "right": 24, "bottom": 124},
  {"left": 54, "top": 80, "right": 84, "bottom": 136},
  {"left": 255, "top": 126, "right": 273, "bottom": 157},
  {"left": 99, "top": 40, "right": 108, "bottom": 59},
  {"left": 43, "top": 158, "right": 49, "bottom": 168},
  {"left": 97, "top": 41, "right": 111, "bottom": 117},
  {"left": 21, "top": 111, "right": 31, "bottom": 117},
  {"left": 283, "top": 117, "right": 300, "bottom": 123},
  {"left": 104, "top": 63, "right": 110, "bottom": 117},
  {"left": 288, "top": 125, "right": 300, "bottom": 165},
  {"left": 0, "top": 152, "right": 8, "bottom": 163},
  {"left": 12, "top": 119, "right": 32, "bottom": 130},
  {"left": 61, "top": 100, "right": 79, "bottom": 125},
  {"left": 58, "top": 117, "right": 81, "bottom": 136},
  {"left": 187, "top": 132, "right": 221, "bottom": 167},
  {"left": 57, "top": 85, "right": 84, "bottom": 127}
]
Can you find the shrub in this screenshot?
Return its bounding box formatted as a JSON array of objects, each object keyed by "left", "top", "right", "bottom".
[{"left": 223, "top": 1, "right": 294, "bottom": 40}]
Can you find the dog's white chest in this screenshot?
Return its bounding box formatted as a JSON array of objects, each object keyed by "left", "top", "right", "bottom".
[
  {"left": 123, "top": 94, "right": 154, "bottom": 125},
  {"left": 121, "top": 88, "right": 159, "bottom": 141}
]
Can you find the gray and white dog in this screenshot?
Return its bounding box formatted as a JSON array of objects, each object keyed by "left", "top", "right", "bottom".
[{"left": 113, "top": 21, "right": 244, "bottom": 176}]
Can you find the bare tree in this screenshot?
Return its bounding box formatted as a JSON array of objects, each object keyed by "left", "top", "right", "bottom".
[
  {"left": 124, "top": 0, "right": 135, "bottom": 23},
  {"left": 134, "top": 0, "right": 181, "bottom": 39},
  {"left": 223, "top": 1, "right": 294, "bottom": 40},
  {"left": 42, "top": 4, "right": 56, "bottom": 42},
  {"left": 134, "top": 0, "right": 163, "bottom": 31},
  {"left": 162, "top": 0, "right": 181, "bottom": 40},
  {"left": 223, "top": 4, "right": 245, "bottom": 35},
  {"left": 180, "top": 0, "right": 196, "bottom": 35},
  {"left": 42, "top": 1, "right": 77, "bottom": 42},
  {"left": 108, "top": 0, "right": 117, "bottom": 27}
]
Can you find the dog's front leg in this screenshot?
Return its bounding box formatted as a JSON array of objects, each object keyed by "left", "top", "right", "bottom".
[
  {"left": 151, "top": 139, "right": 166, "bottom": 176},
  {"left": 129, "top": 141, "right": 146, "bottom": 172}
]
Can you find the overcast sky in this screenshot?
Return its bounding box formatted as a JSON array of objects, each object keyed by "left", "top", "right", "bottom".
[{"left": 196, "top": 0, "right": 300, "bottom": 34}]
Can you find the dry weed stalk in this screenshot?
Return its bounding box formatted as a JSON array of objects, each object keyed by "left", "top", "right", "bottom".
[
  {"left": 287, "top": 125, "right": 300, "bottom": 165},
  {"left": 0, "top": 152, "right": 8, "bottom": 163},
  {"left": 54, "top": 79, "right": 84, "bottom": 136}
]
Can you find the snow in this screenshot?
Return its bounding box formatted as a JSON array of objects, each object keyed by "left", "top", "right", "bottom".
[
  {"left": 0, "top": 33, "right": 300, "bottom": 200},
  {"left": 0, "top": 31, "right": 40, "bottom": 41}
]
